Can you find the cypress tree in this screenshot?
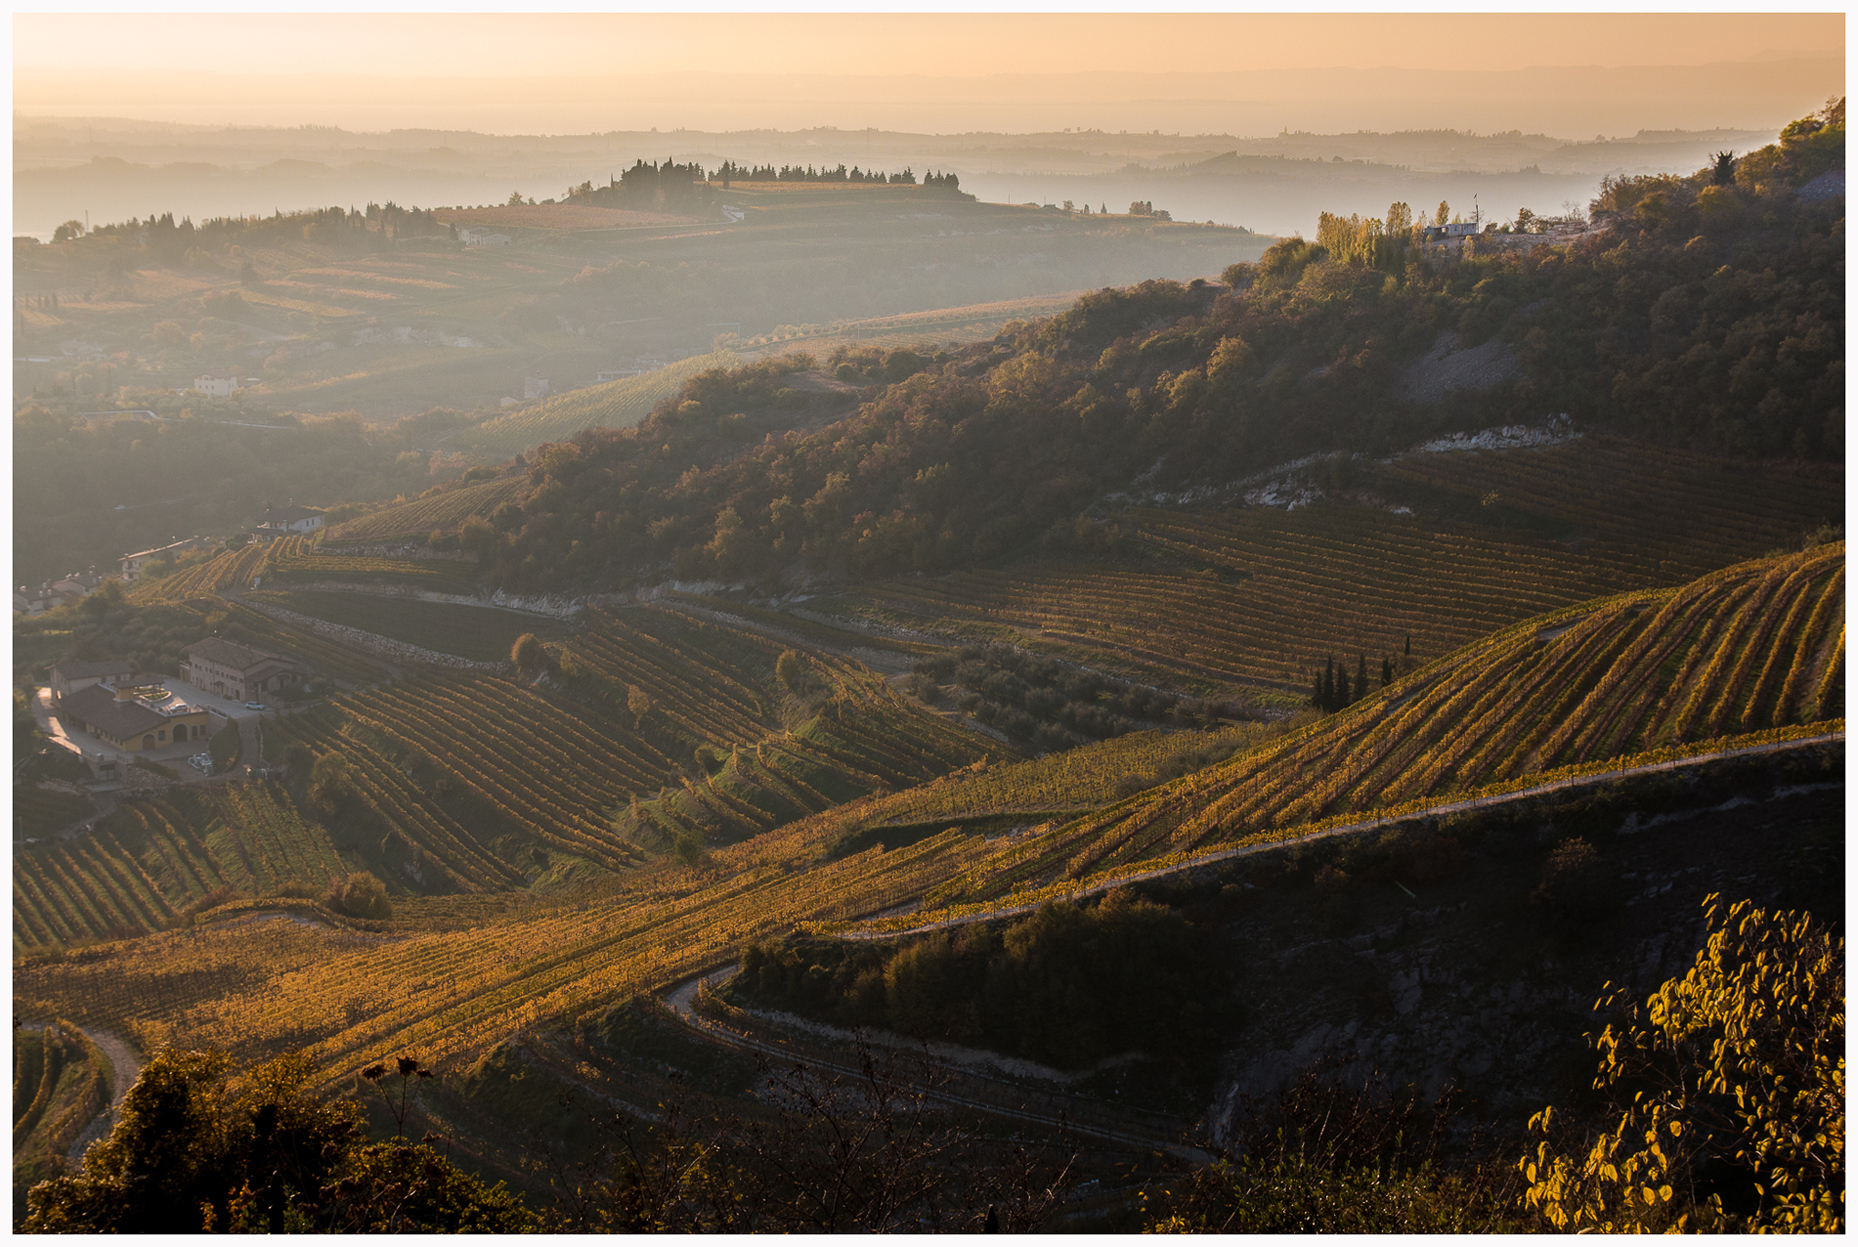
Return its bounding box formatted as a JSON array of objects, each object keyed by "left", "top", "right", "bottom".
[
  {"left": 1322, "top": 658, "right": 1336, "bottom": 712},
  {"left": 1310, "top": 669, "right": 1325, "bottom": 709},
  {"left": 1337, "top": 664, "right": 1352, "bottom": 707},
  {"left": 1382, "top": 655, "right": 1393, "bottom": 688},
  {"left": 1356, "top": 655, "right": 1369, "bottom": 702},
  {"left": 1404, "top": 635, "right": 1411, "bottom": 656}
]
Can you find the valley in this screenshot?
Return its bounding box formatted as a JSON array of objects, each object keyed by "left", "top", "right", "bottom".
[{"left": 13, "top": 93, "right": 1845, "bottom": 1232}]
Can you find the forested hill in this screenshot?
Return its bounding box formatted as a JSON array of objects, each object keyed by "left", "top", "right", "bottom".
[{"left": 462, "top": 104, "right": 1843, "bottom": 597}]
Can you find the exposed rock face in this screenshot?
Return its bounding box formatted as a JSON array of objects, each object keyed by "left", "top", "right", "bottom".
[{"left": 1401, "top": 329, "right": 1519, "bottom": 404}]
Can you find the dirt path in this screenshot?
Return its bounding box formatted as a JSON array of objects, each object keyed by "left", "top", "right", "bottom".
[
  {"left": 841, "top": 730, "right": 1846, "bottom": 941},
  {"left": 663, "top": 966, "right": 1203, "bottom": 1161},
  {"left": 18, "top": 1019, "right": 146, "bottom": 1165},
  {"left": 64, "top": 1024, "right": 144, "bottom": 1163}
]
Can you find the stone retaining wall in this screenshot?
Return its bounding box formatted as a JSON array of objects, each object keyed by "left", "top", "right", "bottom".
[{"left": 241, "top": 598, "right": 511, "bottom": 674}]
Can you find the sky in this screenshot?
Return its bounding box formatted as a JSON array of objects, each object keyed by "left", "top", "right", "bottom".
[{"left": 12, "top": 12, "right": 1847, "bottom": 137}]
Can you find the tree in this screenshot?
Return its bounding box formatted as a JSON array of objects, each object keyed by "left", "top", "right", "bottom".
[
  {"left": 308, "top": 750, "right": 350, "bottom": 815},
  {"left": 324, "top": 870, "right": 392, "bottom": 920},
  {"left": 626, "top": 683, "right": 653, "bottom": 727},
  {"left": 52, "top": 219, "right": 85, "bottom": 243},
  {"left": 1434, "top": 200, "right": 1450, "bottom": 227},
  {"left": 1711, "top": 150, "right": 1738, "bottom": 185},
  {"left": 1519, "top": 896, "right": 1844, "bottom": 1232},
  {"left": 507, "top": 190, "right": 526, "bottom": 206},
  {"left": 1381, "top": 655, "right": 1393, "bottom": 688},
  {"left": 151, "top": 320, "right": 186, "bottom": 347},
  {"left": 511, "top": 632, "right": 544, "bottom": 672},
  {"left": 776, "top": 649, "right": 807, "bottom": 693},
  {"left": 1355, "top": 655, "right": 1369, "bottom": 703}
]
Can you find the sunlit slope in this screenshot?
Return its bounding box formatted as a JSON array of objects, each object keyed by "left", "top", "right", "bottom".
[
  {"left": 322, "top": 476, "right": 524, "bottom": 544},
  {"left": 443, "top": 351, "right": 736, "bottom": 458},
  {"left": 914, "top": 545, "right": 1843, "bottom": 909},
  {"left": 13, "top": 784, "right": 346, "bottom": 950},
  {"left": 836, "top": 437, "right": 1844, "bottom": 700},
  {"left": 15, "top": 550, "right": 1838, "bottom": 1092}
]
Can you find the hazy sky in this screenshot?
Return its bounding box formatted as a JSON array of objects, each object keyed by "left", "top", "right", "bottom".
[{"left": 13, "top": 12, "right": 1846, "bottom": 136}]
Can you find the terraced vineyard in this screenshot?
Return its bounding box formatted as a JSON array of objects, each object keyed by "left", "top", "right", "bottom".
[
  {"left": 213, "top": 599, "right": 390, "bottom": 685},
  {"left": 127, "top": 542, "right": 269, "bottom": 604},
  {"left": 836, "top": 437, "right": 1843, "bottom": 699},
  {"left": 12, "top": 1019, "right": 109, "bottom": 1194},
  {"left": 903, "top": 546, "right": 1844, "bottom": 913},
  {"left": 13, "top": 783, "right": 348, "bottom": 950},
  {"left": 258, "top": 535, "right": 483, "bottom": 594},
  {"left": 13, "top": 815, "right": 995, "bottom": 1091},
  {"left": 14, "top": 550, "right": 1842, "bottom": 1097},
  {"left": 322, "top": 477, "right": 525, "bottom": 544},
  {"left": 443, "top": 351, "right": 736, "bottom": 457},
  {"left": 246, "top": 591, "right": 569, "bottom": 662}
]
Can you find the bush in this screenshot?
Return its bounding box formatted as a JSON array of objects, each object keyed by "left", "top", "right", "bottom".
[{"left": 323, "top": 871, "right": 392, "bottom": 920}]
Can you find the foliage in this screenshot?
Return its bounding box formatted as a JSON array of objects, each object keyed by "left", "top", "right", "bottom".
[
  {"left": 208, "top": 720, "right": 240, "bottom": 771},
  {"left": 1146, "top": 1063, "right": 1522, "bottom": 1232},
  {"left": 743, "top": 887, "right": 1223, "bottom": 1069},
  {"left": 21, "top": 1047, "right": 529, "bottom": 1233},
  {"left": 320, "top": 475, "right": 523, "bottom": 543},
  {"left": 543, "top": 1038, "right": 1070, "bottom": 1232},
  {"left": 12, "top": 406, "right": 442, "bottom": 588},
  {"left": 1519, "top": 896, "right": 1844, "bottom": 1232},
  {"left": 324, "top": 871, "right": 392, "bottom": 920},
  {"left": 456, "top": 109, "right": 1842, "bottom": 599}
]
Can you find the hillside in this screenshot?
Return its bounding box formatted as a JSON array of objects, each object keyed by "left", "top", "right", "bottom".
[
  {"left": 16, "top": 549, "right": 1842, "bottom": 1062},
  {"left": 457, "top": 113, "right": 1842, "bottom": 599},
  {"left": 11, "top": 102, "right": 1846, "bottom": 1233}
]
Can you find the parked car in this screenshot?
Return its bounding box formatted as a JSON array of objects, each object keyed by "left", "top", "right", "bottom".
[{"left": 244, "top": 701, "right": 266, "bottom": 710}]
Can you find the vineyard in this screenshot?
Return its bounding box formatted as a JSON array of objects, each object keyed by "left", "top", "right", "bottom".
[
  {"left": 12, "top": 783, "right": 350, "bottom": 950},
  {"left": 12, "top": 1019, "right": 109, "bottom": 1194},
  {"left": 256, "top": 535, "right": 484, "bottom": 594},
  {"left": 836, "top": 437, "right": 1844, "bottom": 699},
  {"left": 127, "top": 542, "right": 269, "bottom": 605},
  {"left": 901, "top": 546, "right": 1845, "bottom": 910},
  {"left": 246, "top": 590, "right": 570, "bottom": 663},
  {"left": 322, "top": 477, "right": 525, "bottom": 543},
  {"left": 15, "top": 785, "right": 94, "bottom": 840},
  {"left": 11, "top": 548, "right": 1844, "bottom": 1099},
  {"left": 443, "top": 351, "right": 737, "bottom": 458}
]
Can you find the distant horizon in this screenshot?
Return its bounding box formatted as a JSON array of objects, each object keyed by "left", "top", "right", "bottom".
[{"left": 13, "top": 12, "right": 1844, "bottom": 137}]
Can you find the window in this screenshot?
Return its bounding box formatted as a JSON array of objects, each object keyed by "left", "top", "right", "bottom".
[{"left": 158, "top": 729, "right": 166, "bottom": 741}]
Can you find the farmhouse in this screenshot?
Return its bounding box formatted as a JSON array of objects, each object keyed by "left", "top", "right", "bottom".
[
  {"left": 256, "top": 505, "right": 326, "bottom": 534},
  {"left": 49, "top": 658, "right": 137, "bottom": 698},
  {"left": 457, "top": 227, "right": 511, "bottom": 247},
  {"left": 193, "top": 367, "right": 243, "bottom": 397},
  {"left": 58, "top": 678, "right": 211, "bottom": 753},
  {"left": 181, "top": 637, "right": 309, "bottom": 701}
]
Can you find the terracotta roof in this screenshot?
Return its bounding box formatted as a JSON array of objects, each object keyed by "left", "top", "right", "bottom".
[
  {"left": 60, "top": 684, "right": 167, "bottom": 741},
  {"left": 51, "top": 659, "right": 136, "bottom": 681},
  {"left": 183, "top": 636, "right": 297, "bottom": 674}
]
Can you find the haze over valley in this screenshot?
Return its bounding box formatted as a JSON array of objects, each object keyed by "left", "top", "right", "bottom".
[{"left": 11, "top": 13, "right": 1846, "bottom": 1234}]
